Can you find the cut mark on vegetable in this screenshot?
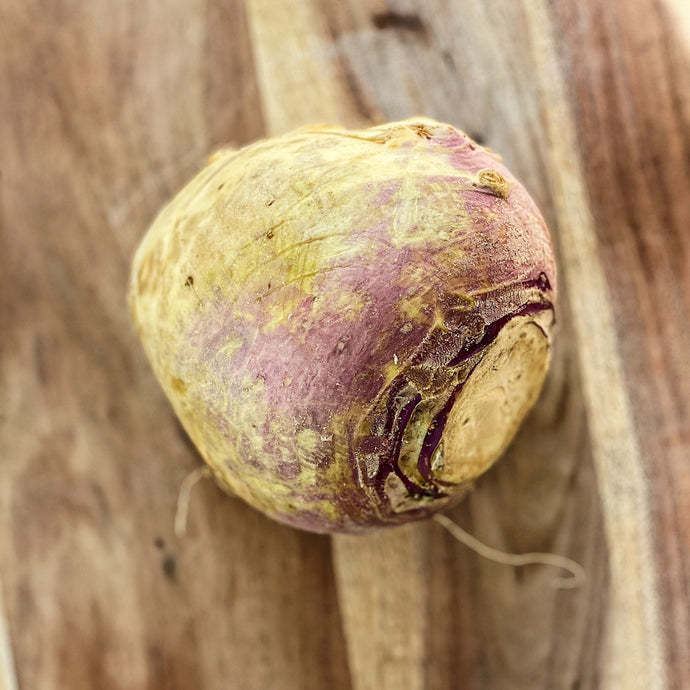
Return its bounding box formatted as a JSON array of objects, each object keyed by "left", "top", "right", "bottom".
[
  {"left": 437, "top": 315, "right": 550, "bottom": 484},
  {"left": 413, "top": 304, "right": 551, "bottom": 487},
  {"left": 350, "top": 297, "right": 554, "bottom": 522},
  {"left": 433, "top": 513, "right": 585, "bottom": 589}
]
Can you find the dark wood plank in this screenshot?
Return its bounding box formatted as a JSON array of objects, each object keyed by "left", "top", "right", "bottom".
[
  {"left": 553, "top": 1, "right": 690, "bottom": 687},
  {"left": 0, "top": 2, "right": 350, "bottom": 689}
]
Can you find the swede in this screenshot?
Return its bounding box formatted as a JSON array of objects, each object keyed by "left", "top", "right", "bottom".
[{"left": 129, "top": 118, "right": 556, "bottom": 533}]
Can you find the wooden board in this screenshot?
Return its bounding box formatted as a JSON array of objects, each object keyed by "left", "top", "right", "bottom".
[{"left": 1, "top": 1, "right": 688, "bottom": 688}]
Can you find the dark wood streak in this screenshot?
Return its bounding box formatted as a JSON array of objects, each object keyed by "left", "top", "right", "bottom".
[
  {"left": 316, "top": 0, "right": 380, "bottom": 122},
  {"left": 203, "top": 0, "right": 266, "bottom": 147}
]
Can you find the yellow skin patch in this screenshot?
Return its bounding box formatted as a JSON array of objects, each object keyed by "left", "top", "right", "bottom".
[{"left": 129, "top": 118, "right": 557, "bottom": 533}]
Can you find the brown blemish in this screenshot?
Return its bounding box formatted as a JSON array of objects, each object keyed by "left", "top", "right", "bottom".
[
  {"left": 171, "top": 377, "right": 187, "bottom": 394},
  {"left": 266, "top": 229, "right": 274, "bottom": 239},
  {"left": 410, "top": 123, "right": 433, "bottom": 139},
  {"left": 472, "top": 169, "right": 511, "bottom": 198},
  {"left": 183, "top": 274, "right": 203, "bottom": 307}
]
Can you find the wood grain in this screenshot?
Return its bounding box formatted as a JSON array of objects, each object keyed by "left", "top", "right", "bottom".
[
  {"left": 1, "top": 0, "right": 688, "bottom": 688},
  {"left": 554, "top": 2, "right": 690, "bottom": 686},
  {"left": 522, "top": 4, "right": 665, "bottom": 687},
  {"left": 0, "top": 2, "right": 348, "bottom": 689}
]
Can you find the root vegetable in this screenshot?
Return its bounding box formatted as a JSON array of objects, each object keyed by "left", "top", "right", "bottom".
[{"left": 129, "top": 118, "right": 557, "bottom": 534}]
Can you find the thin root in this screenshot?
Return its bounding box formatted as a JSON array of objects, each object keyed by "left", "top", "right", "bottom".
[
  {"left": 432, "top": 513, "right": 586, "bottom": 589},
  {"left": 174, "top": 466, "right": 212, "bottom": 539}
]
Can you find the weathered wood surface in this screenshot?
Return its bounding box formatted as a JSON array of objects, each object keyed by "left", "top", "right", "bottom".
[{"left": 1, "top": 1, "right": 688, "bottom": 688}]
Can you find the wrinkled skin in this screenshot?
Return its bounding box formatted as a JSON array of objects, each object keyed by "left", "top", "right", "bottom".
[{"left": 130, "top": 118, "right": 557, "bottom": 533}]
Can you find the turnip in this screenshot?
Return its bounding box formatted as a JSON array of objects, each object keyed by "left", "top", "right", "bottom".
[{"left": 129, "top": 118, "right": 556, "bottom": 534}]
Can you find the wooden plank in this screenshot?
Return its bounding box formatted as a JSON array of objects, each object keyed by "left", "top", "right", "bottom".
[
  {"left": 553, "top": 1, "right": 690, "bottom": 686},
  {"left": 332, "top": 527, "right": 428, "bottom": 690},
  {"left": 520, "top": 4, "right": 665, "bottom": 687},
  {"left": 245, "top": 0, "right": 365, "bottom": 133},
  {"left": 0, "top": 2, "right": 350, "bottom": 689}
]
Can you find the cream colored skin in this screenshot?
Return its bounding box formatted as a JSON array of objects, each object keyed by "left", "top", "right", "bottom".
[{"left": 129, "top": 118, "right": 556, "bottom": 533}]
